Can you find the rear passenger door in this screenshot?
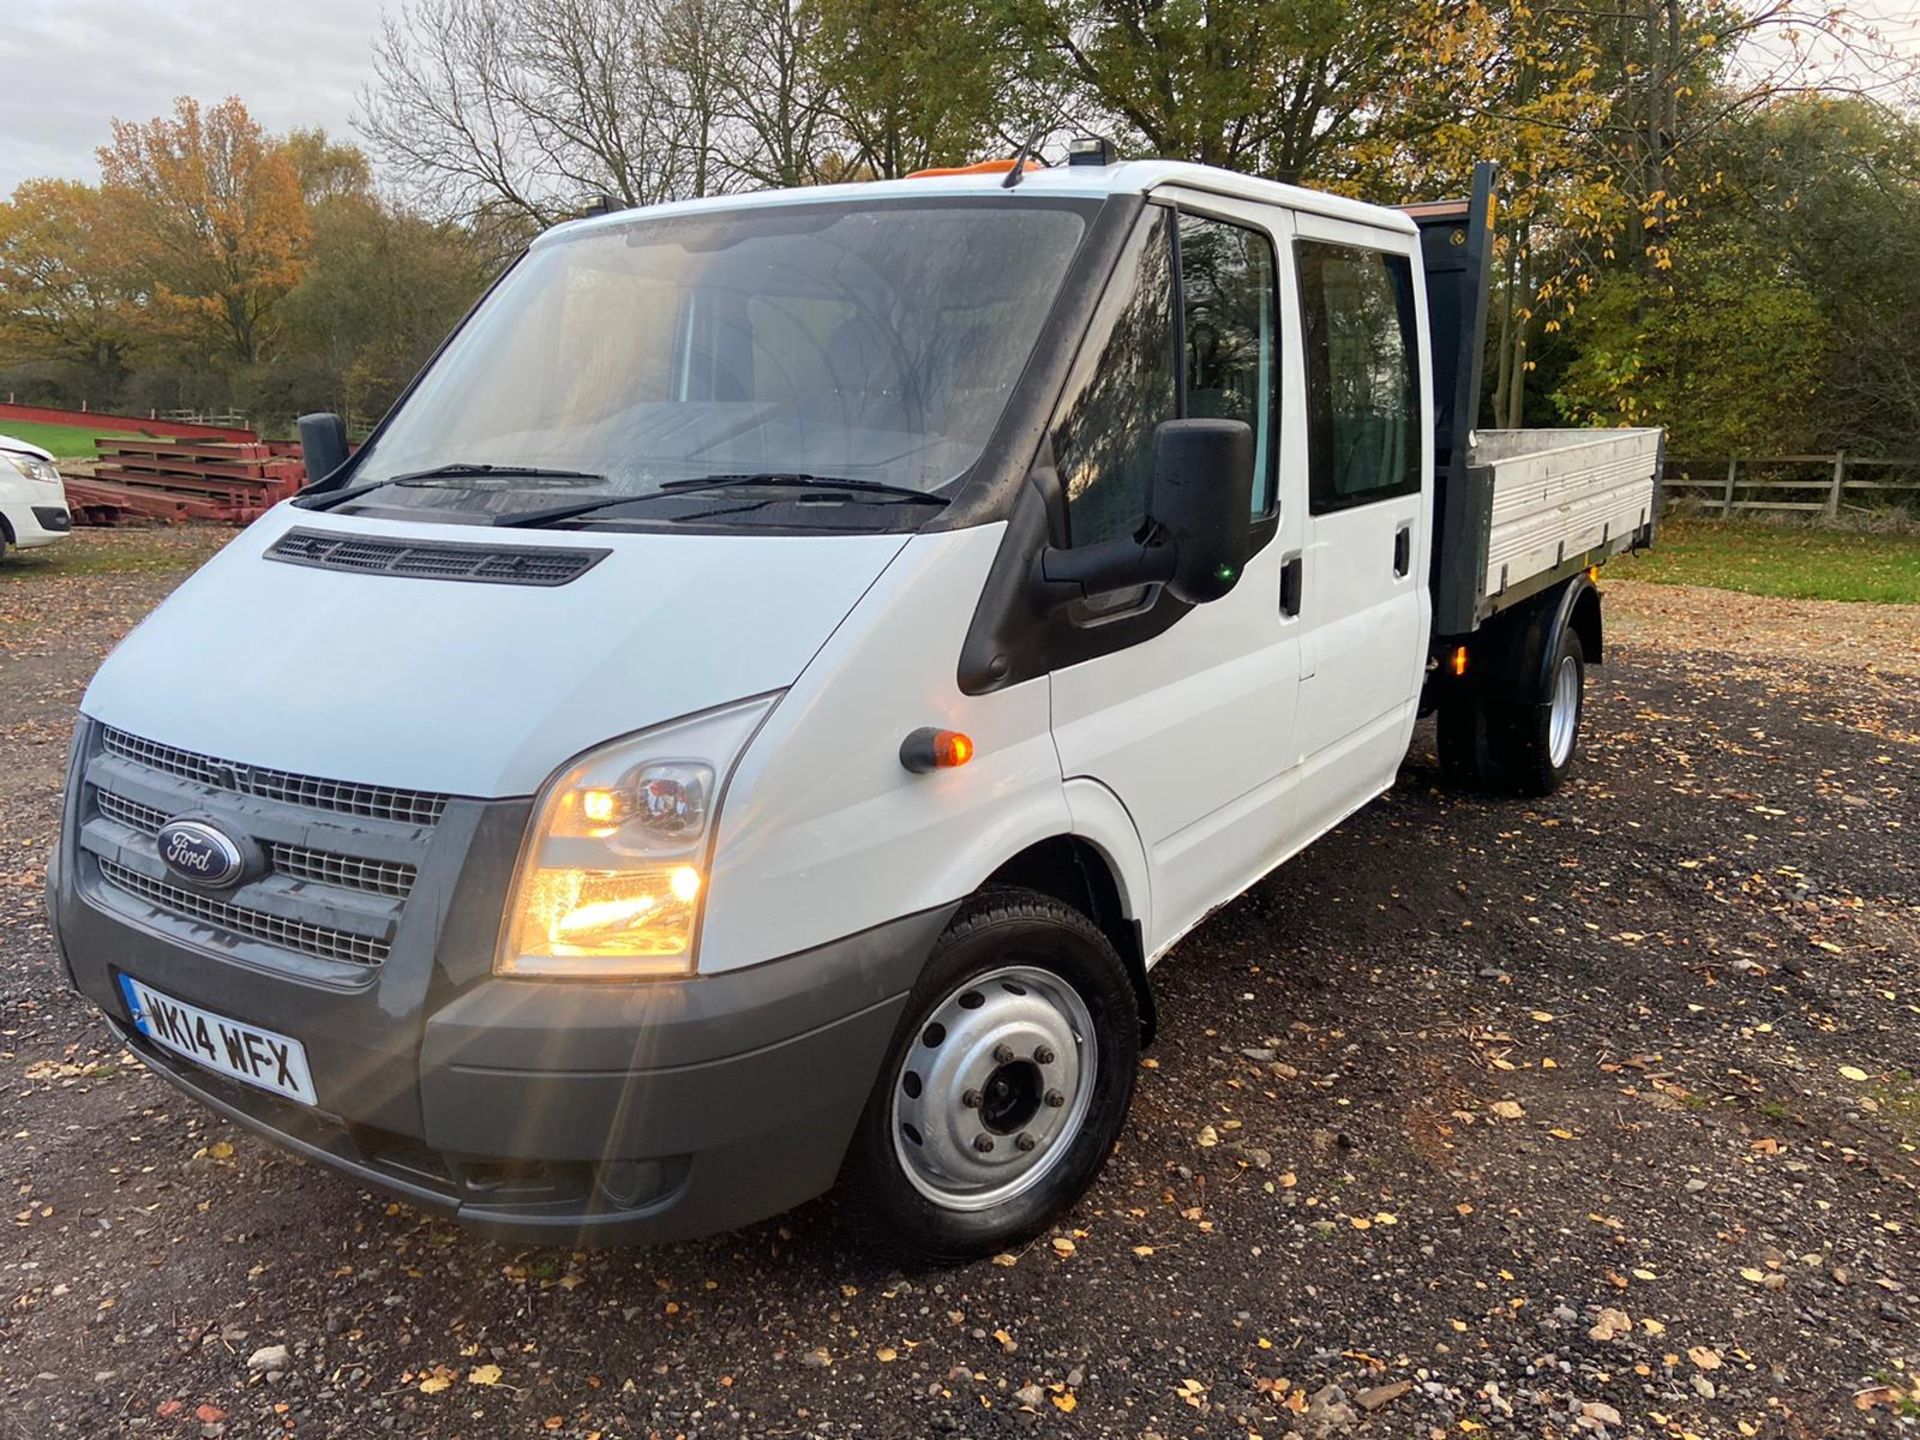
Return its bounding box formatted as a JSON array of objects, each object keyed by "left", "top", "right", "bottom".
[{"left": 1286, "top": 217, "right": 1432, "bottom": 839}]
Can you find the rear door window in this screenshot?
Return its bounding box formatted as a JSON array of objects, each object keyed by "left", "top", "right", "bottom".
[{"left": 1296, "top": 241, "right": 1420, "bottom": 512}]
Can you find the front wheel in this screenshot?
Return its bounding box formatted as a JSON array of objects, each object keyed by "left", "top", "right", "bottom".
[{"left": 847, "top": 887, "right": 1139, "bottom": 1259}]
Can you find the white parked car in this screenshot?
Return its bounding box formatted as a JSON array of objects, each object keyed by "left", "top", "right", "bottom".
[{"left": 0, "top": 433, "right": 72, "bottom": 559}]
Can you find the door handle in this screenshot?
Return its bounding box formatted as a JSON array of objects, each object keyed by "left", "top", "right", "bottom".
[
  {"left": 1279, "top": 553, "right": 1303, "bottom": 617},
  {"left": 1393, "top": 525, "right": 1412, "bottom": 578}
]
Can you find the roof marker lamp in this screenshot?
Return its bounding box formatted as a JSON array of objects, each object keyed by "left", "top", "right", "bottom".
[{"left": 497, "top": 696, "right": 777, "bottom": 979}]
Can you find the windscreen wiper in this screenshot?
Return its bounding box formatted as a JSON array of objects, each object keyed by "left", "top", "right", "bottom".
[
  {"left": 656, "top": 473, "right": 948, "bottom": 503},
  {"left": 492, "top": 473, "right": 949, "bottom": 529},
  {"left": 302, "top": 463, "right": 607, "bottom": 512},
  {"left": 390, "top": 463, "right": 606, "bottom": 486}
]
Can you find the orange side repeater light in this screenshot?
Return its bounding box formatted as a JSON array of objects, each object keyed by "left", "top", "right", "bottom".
[{"left": 900, "top": 727, "right": 975, "bottom": 773}]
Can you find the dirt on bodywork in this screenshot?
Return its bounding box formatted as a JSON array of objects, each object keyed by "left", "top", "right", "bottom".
[{"left": 2, "top": 529, "right": 1916, "bottom": 1439}]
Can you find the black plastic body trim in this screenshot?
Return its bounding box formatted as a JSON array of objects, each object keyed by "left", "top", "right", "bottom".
[{"left": 267, "top": 527, "right": 612, "bottom": 587}]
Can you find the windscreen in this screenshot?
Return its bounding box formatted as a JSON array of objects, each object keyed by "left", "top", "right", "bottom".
[{"left": 340, "top": 199, "right": 1091, "bottom": 517}]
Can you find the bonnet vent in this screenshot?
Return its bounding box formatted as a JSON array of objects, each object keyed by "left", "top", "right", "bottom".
[{"left": 267, "top": 528, "right": 609, "bottom": 587}]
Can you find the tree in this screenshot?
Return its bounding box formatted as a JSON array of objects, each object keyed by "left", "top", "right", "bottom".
[
  {"left": 97, "top": 96, "right": 310, "bottom": 365},
  {"left": 718, "top": 0, "right": 833, "bottom": 187},
  {"left": 813, "top": 0, "right": 1020, "bottom": 178},
  {"left": 1552, "top": 239, "right": 1828, "bottom": 453},
  {"left": 284, "top": 127, "right": 375, "bottom": 206},
  {"left": 0, "top": 179, "right": 143, "bottom": 387},
  {"left": 1002, "top": 0, "right": 1437, "bottom": 183},
  {"left": 276, "top": 196, "right": 494, "bottom": 428},
  {"left": 1692, "top": 96, "right": 1920, "bottom": 453},
  {"left": 360, "top": 0, "right": 708, "bottom": 225}
]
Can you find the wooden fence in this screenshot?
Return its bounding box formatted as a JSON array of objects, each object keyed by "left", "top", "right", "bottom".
[{"left": 1662, "top": 454, "right": 1920, "bottom": 517}]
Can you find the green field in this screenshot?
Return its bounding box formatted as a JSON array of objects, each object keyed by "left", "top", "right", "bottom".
[
  {"left": 1612, "top": 518, "right": 1920, "bottom": 604},
  {"left": 0, "top": 419, "right": 157, "bottom": 458}
]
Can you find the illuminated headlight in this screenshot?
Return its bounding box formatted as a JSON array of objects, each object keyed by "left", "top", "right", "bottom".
[
  {"left": 2, "top": 451, "right": 62, "bottom": 486},
  {"left": 496, "top": 696, "right": 777, "bottom": 979}
]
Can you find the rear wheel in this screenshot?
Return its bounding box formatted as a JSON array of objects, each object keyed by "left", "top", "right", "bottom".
[
  {"left": 1486, "top": 626, "right": 1585, "bottom": 796},
  {"left": 848, "top": 887, "right": 1138, "bottom": 1259}
]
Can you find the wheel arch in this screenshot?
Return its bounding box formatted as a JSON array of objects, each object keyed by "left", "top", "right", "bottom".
[
  {"left": 1568, "top": 578, "right": 1602, "bottom": 666},
  {"left": 983, "top": 834, "right": 1157, "bottom": 1046}
]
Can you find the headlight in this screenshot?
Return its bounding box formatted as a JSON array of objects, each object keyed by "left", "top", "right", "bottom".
[
  {"left": 2, "top": 452, "right": 62, "bottom": 486},
  {"left": 496, "top": 695, "right": 777, "bottom": 979}
]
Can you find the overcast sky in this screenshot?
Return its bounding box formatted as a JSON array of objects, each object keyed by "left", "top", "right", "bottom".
[
  {"left": 0, "top": 0, "right": 1915, "bottom": 198},
  {"left": 0, "top": 0, "right": 388, "bottom": 195}
]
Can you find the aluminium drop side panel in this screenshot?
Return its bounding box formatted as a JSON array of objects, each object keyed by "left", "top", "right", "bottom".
[
  {"left": 697, "top": 524, "right": 1074, "bottom": 975},
  {"left": 1471, "top": 428, "right": 1662, "bottom": 611}
]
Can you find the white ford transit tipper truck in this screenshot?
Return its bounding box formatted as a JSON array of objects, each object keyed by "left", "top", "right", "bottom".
[{"left": 49, "top": 150, "right": 1660, "bottom": 1257}]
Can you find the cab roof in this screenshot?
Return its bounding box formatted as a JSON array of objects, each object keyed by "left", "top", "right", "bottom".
[{"left": 535, "top": 159, "right": 1417, "bottom": 249}]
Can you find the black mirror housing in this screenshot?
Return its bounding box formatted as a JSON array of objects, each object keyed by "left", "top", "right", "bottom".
[
  {"left": 297, "top": 412, "right": 350, "bottom": 487},
  {"left": 1150, "top": 418, "right": 1254, "bottom": 604},
  {"left": 1032, "top": 417, "right": 1255, "bottom": 610}
]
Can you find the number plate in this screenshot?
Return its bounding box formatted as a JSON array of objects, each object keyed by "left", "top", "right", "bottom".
[{"left": 118, "top": 975, "right": 317, "bottom": 1106}]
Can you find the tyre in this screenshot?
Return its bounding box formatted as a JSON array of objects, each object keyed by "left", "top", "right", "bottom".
[
  {"left": 847, "top": 886, "right": 1139, "bottom": 1260},
  {"left": 1486, "top": 625, "right": 1585, "bottom": 797}
]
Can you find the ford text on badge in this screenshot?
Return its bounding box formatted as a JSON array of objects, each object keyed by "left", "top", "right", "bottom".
[{"left": 156, "top": 819, "right": 246, "bottom": 888}]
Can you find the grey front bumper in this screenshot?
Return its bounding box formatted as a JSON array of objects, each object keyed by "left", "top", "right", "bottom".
[{"left": 60, "top": 896, "right": 953, "bottom": 1243}]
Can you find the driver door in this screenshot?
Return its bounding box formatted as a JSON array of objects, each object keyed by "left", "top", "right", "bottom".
[{"left": 1047, "top": 199, "right": 1306, "bottom": 958}]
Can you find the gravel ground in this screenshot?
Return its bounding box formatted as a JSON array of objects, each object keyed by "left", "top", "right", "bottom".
[{"left": 3, "top": 529, "right": 1917, "bottom": 1439}]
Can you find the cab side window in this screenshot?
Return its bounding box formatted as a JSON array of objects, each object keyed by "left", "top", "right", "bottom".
[
  {"left": 1053, "top": 210, "right": 1178, "bottom": 549},
  {"left": 1297, "top": 241, "right": 1420, "bottom": 512},
  {"left": 1053, "top": 208, "right": 1280, "bottom": 549},
  {"left": 1178, "top": 213, "right": 1279, "bottom": 515}
]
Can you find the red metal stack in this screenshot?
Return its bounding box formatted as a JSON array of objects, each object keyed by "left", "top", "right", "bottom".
[{"left": 65, "top": 438, "right": 306, "bottom": 526}]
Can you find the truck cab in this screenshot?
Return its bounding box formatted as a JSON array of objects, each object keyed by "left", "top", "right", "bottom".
[{"left": 49, "top": 153, "right": 1656, "bottom": 1257}]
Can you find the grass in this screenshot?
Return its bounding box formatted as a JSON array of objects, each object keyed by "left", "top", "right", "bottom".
[
  {"left": 1611, "top": 517, "right": 1920, "bottom": 604},
  {"left": 0, "top": 526, "right": 233, "bottom": 580},
  {"left": 0, "top": 420, "right": 152, "bottom": 458}
]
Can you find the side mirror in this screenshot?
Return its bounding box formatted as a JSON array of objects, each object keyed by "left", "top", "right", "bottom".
[
  {"left": 297, "top": 412, "right": 350, "bottom": 486},
  {"left": 1149, "top": 418, "right": 1254, "bottom": 604},
  {"left": 1035, "top": 418, "right": 1254, "bottom": 608}
]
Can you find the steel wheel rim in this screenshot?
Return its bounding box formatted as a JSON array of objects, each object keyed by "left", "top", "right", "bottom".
[
  {"left": 1548, "top": 653, "right": 1580, "bottom": 768},
  {"left": 890, "top": 964, "right": 1098, "bottom": 1212}
]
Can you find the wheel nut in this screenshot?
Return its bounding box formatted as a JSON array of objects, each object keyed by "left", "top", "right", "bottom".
[
  {"left": 1034, "top": 1045, "right": 1056, "bottom": 1065},
  {"left": 1045, "top": 1089, "right": 1065, "bottom": 1108},
  {"left": 962, "top": 1088, "right": 983, "bottom": 1109},
  {"left": 992, "top": 1043, "right": 1016, "bottom": 1065},
  {"left": 973, "top": 1134, "right": 995, "bottom": 1153},
  {"left": 1015, "top": 1132, "right": 1036, "bottom": 1152}
]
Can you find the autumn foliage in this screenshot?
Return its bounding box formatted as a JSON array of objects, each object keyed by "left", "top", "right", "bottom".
[{"left": 96, "top": 98, "right": 310, "bottom": 365}]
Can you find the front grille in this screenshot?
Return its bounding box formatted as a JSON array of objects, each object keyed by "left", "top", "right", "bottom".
[
  {"left": 102, "top": 728, "right": 446, "bottom": 826},
  {"left": 267, "top": 843, "right": 415, "bottom": 899},
  {"left": 95, "top": 788, "right": 417, "bottom": 900},
  {"left": 268, "top": 527, "right": 608, "bottom": 587},
  {"left": 98, "top": 858, "right": 390, "bottom": 967},
  {"left": 97, "top": 789, "right": 169, "bottom": 834}
]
